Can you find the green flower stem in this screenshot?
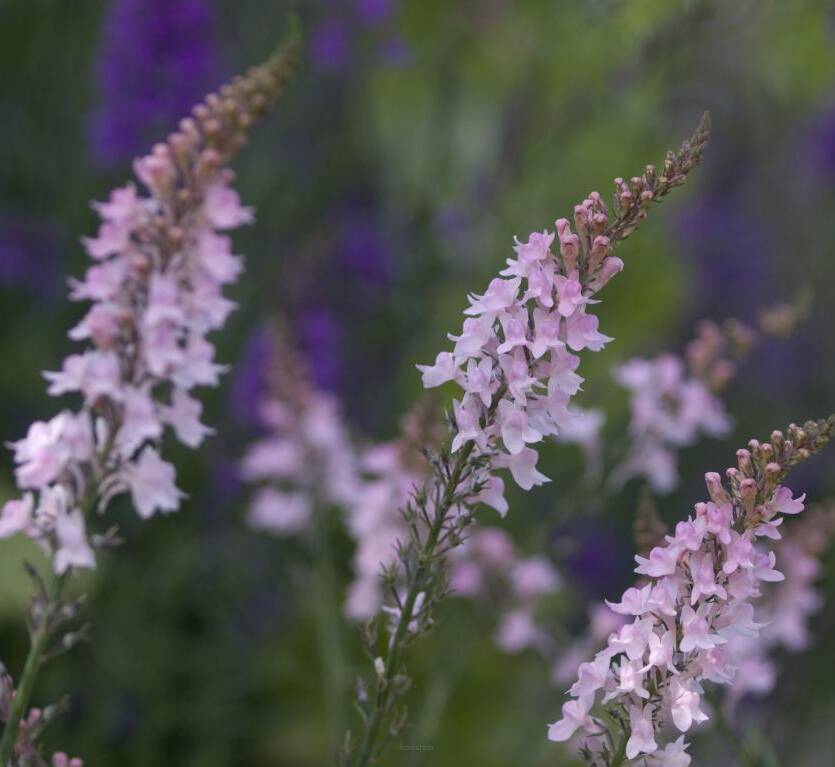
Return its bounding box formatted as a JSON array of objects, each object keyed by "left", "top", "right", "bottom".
[
  {"left": 312, "top": 504, "right": 349, "bottom": 744},
  {"left": 351, "top": 440, "right": 476, "bottom": 767},
  {"left": 609, "top": 732, "right": 628, "bottom": 767},
  {"left": 0, "top": 571, "right": 66, "bottom": 765}
]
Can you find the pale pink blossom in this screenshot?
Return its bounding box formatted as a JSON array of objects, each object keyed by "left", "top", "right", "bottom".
[{"left": 122, "top": 447, "right": 185, "bottom": 519}]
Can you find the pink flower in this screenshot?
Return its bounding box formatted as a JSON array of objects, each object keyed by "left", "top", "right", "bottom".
[
  {"left": 496, "top": 400, "right": 542, "bottom": 454},
  {"left": 680, "top": 604, "right": 726, "bottom": 652},
  {"left": 496, "top": 448, "right": 549, "bottom": 491},
  {"left": 647, "top": 736, "right": 691, "bottom": 767},
  {"left": 160, "top": 389, "right": 213, "bottom": 448},
  {"left": 417, "top": 351, "right": 458, "bottom": 388},
  {"left": 122, "top": 447, "right": 185, "bottom": 519},
  {"left": 554, "top": 271, "right": 587, "bottom": 317},
  {"left": 203, "top": 183, "right": 254, "bottom": 229},
  {"left": 53, "top": 511, "right": 95, "bottom": 575},
  {"left": 626, "top": 704, "right": 658, "bottom": 759},
  {"left": 0, "top": 496, "right": 35, "bottom": 539},
  {"left": 464, "top": 277, "right": 521, "bottom": 316},
  {"left": 635, "top": 543, "right": 681, "bottom": 578},
  {"left": 668, "top": 678, "right": 708, "bottom": 732},
  {"left": 510, "top": 557, "right": 559, "bottom": 599},
  {"left": 547, "top": 698, "right": 592, "bottom": 742},
  {"left": 565, "top": 310, "right": 612, "bottom": 352},
  {"left": 769, "top": 486, "right": 805, "bottom": 516},
  {"left": 248, "top": 488, "right": 311, "bottom": 535}
]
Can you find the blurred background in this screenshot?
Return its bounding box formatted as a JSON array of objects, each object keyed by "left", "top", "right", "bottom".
[{"left": 1, "top": 0, "right": 834, "bottom": 765}]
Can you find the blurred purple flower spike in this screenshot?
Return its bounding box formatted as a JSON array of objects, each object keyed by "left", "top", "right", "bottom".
[{"left": 90, "top": 0, "right": 221, "bottom": 167}]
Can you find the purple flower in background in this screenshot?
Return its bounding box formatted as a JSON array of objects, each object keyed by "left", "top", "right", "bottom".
[
  {"left": 0, "top": 216, "right": 64, "bottom": 299},
  {"left": 676, "top": 195, "right": 772, "bottom": 317},
  {"left": 228, "top": 325, "right": 272, "bottom": 429},
  {"left": 311, "top": 17, "right": 352, "bottom": 71},
  {"left": 297, "top": 306, "right": 345, "bottom": 393},
  {"left": 335, "top": 206, "right": 394, "bottom": 285},
  {"left": 90, "top": 0, "right": 221, "bottom": 167},
  {"left": 355, "top": 0, "right": 394, "bottom": 26}
]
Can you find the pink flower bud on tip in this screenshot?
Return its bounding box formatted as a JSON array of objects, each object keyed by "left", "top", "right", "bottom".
[
  {"left": 736, "top": 448, "right": 752, "bottom": 474},
  {"left": 52, "top": 754, "right": 69, "bottom": 767},
  {"left": 704, "top": 472, "right": 730, "bottom": 505},
  {"left": 739, "top": 478, "right": 757, "bottom": 511}
]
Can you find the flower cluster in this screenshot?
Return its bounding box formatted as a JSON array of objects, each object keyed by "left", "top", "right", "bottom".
[
  {"left": 417, "top": 116, "right": 712, "bottom": 506},
  {"left": 417, "top": 198, "right": 623, "bottom": 499},
  {"left": 611, "top": 306, "right": 804, "bottom": 494},
  {"left": 0, "top": 41, "right": 300, "bottom": 576},
  {"left": 241, "top": 329, "right": 359, "bottom": 537},
  {"left": 724, "top": 501, "right": 835, "bottom": 707},
  {"left": 548, "top": 417, "right": 835, "bottom": 764}
]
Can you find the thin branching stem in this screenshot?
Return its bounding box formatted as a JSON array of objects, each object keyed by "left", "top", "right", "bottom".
[{"left": 350, "top": 440, "right": 476, "bottom": 767}]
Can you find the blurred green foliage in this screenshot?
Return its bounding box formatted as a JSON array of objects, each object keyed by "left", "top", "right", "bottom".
[{"left": 1, "top": 0, "right": 834, "bottom": 765}]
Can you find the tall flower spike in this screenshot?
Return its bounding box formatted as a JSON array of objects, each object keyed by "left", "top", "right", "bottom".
[
  {"left": 611, "top": 301, "right": 802, "bottom": 494},
  {"left": 0, "top": 28, "right": 300, "bottom": 572},
  {"left": 417, "top": 115, "right": 711, "bottom": 504},
  {"left": 241, "top": 326, "right": 360, "bottom": 538},
  {"left": 345, "top": 116, "right": 710, "bottom": 767},
  {"left": 0, "top": 27, "right": 300, "bottom": 766},
  {"left": 548, "top": 416, "right": 835, "bottom": 766}
]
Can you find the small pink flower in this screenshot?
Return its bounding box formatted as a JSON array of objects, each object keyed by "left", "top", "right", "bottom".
[
  {"left": 417, "top": 351, "right": 458, "bottom": 388},
  {"left": 203, "top": 183, "right": 254, "bottom": 229},
  {"left": 122, "top": 447, "right": 185, "bottom": 519},
  {"left": 53, "top": 510, "right": 95, "bottom": 575}
]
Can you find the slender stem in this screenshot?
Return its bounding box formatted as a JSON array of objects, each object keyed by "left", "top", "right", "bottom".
[
  {"left": 0, "top": 573, "right": 66, "bottom": 764},
  {"left": 312, "top": 503, "right": 349, "bottom": 744},
  {"left": 351, "top": 441, "right": 475, "bottom": 767},
  {"left": 609, "top": 731, "right": 627, "bottom": 767}
]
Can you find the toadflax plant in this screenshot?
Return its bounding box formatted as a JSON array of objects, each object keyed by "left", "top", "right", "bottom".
[
  {"left": 340, "top": 115, "right": 711, "bottom": 767},
  {"left": 548, "top": 416, "right": 835, "bottom": 766},
  {"left": 0, "top": 29, "right": 300, "bottom": 766}
]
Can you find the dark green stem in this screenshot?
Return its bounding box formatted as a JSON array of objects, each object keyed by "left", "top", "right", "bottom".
[{"left": 351, "top": 441, "right": 476, "bottom": 767}]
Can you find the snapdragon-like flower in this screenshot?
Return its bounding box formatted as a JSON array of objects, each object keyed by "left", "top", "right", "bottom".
[
  {"left": 548, "top": 416, "right": 835, "bottom": 765},
  {"left": 0, "top": 40, "right": 299, "bottom": 577}
]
